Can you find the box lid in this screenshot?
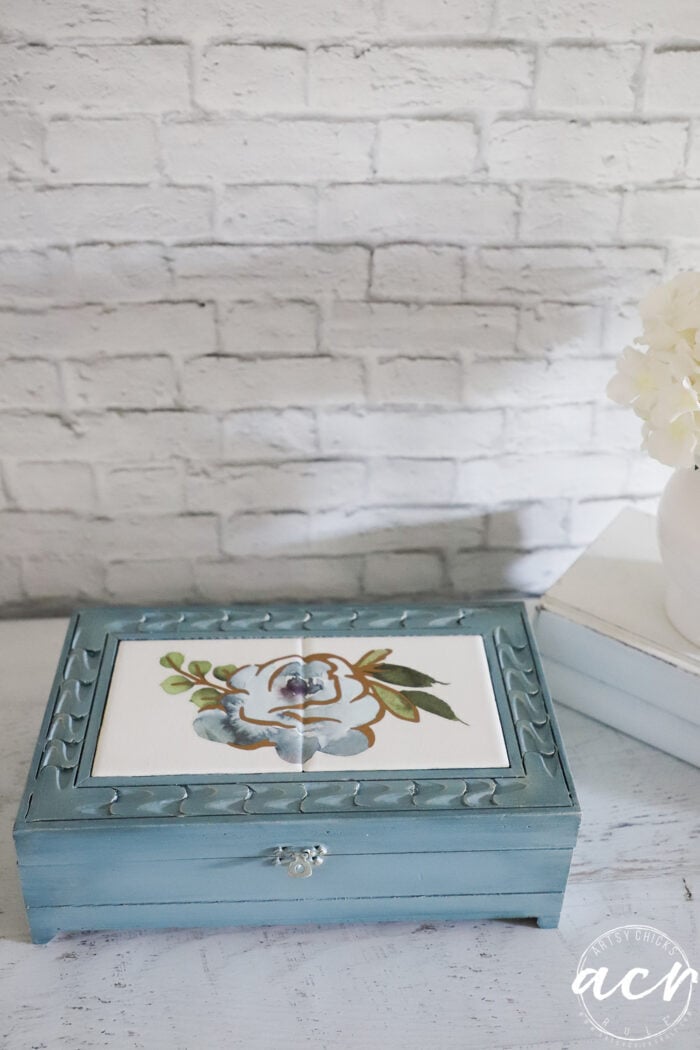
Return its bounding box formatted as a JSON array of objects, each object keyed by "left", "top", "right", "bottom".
[{"left": 16, "top": 602, "right": 578, "bottom": 829}]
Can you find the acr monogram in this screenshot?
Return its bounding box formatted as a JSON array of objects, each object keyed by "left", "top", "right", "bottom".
[{"left": 571, "top": 925, "right": 698, "bottom": 1044}]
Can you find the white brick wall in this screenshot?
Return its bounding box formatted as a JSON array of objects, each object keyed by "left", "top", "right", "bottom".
[{"left": 0, "top": 0, "right": 690, "bottom": 614}]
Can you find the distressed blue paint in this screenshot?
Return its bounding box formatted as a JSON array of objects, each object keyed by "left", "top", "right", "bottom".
[
  {"left": 15, "top": 810, "right": 579, "bottom": 865},
  {"left": 26, "top": 892, "right": 567, "bottom": 945},
  {"left": 22, "top": 849, "right": 574, "bottom": 907},
  {"left": 14, "top": 602, "right": 580, "bottom": 941}
]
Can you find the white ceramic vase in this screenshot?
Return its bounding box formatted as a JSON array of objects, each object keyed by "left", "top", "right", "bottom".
[{"left": 657, "top": 467, "right": 700, "bottom": 647}]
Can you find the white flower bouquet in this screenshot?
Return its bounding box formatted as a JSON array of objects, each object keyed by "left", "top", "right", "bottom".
[{"left": 607, "top": 272, "right": 700, "bottom": 467}]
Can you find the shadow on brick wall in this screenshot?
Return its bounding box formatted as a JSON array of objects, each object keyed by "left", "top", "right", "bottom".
[
  {"left": 98, "top": 506, "right": 577, "bottom": 612},
  {"left": 1, "top": 506, "right": 579, "bottom": 617}
]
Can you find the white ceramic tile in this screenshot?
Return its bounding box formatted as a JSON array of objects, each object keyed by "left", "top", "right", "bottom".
[
  {"left": 301, "top": 635, "right": 508, "bottom": 772},
  {"left": 91, "top": 634, "right": 508, "bottom": 777}
]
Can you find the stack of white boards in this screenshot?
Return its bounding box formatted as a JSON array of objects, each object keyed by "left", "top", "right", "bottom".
[{"left": 534, "top": 507, "right": 700, "bottom": 767}]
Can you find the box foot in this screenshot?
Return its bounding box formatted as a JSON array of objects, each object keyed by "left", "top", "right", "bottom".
[{"left": 30, "top": 924, "right": 58, "bottom": 944}]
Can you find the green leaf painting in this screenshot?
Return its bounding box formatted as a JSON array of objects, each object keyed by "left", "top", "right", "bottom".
[
  {"left": 188, "top": 660, "right": 212, "bottom": 677},
  {"left": 190, "top": 687, "right": 223, "bottom": 710},
  {"left": 370, "top": 682, "right": 420, "bottom": 721},
  {"left": 158, "top": 644, "right": 468, "bottom": 764},
  {"left": 401, "top": 690, "right": 462, "bottom": 722},
  {"left": 368, "top": 663, "right": 444, "bottom": 688},
  {"left": 213, "top": 664, "right": 238, "bottom": 681},
  {"left": 356, "top": 648, "right": 392, "bottom": 668},
  {"left": 159, "top": 652, "right": 185, "bottom": 671},
  {"left": 160, "top": 675, "right": 194, "bottom": 694}
]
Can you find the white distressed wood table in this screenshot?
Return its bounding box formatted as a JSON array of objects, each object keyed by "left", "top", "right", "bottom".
[{"left": 1, "top": 617, "right": 698, "bottom": 1050}]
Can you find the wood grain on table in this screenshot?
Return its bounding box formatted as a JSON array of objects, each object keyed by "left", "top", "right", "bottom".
[{"left": 0, "top": 618, "right": 698, "bottom": 1050}]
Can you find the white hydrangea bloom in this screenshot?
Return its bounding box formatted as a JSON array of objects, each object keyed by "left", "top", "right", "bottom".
[
  {"left": 607, "top": 272, "right": 700, "bottom": 468},
  {"left": 640, "top": 272, "right": 700, "bottom": 356},
  {"left": 643, "top": 415, "right": 698, "bottom": 468},
  {"left": 649, "top": 379, "right": 700, "bottom": 429},
  {"left": 606, "top": 345, "right": 671, "bottom": 420}
]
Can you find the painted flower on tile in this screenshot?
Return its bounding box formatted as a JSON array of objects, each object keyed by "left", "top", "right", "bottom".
[{"left": 159, "top": 647, "right": 464, "bottom": 764}]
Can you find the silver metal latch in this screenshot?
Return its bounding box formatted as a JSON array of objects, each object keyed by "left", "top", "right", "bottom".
[{"left": 272, "top": 844, "right": 328, "bottom": 878}]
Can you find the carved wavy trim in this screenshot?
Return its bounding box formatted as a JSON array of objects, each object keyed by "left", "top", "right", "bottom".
[{"left": 25, "top": 604, "right": 575, "bottom": 821}]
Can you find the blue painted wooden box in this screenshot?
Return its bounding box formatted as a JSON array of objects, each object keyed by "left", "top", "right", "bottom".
[{"left": 14, "top": 603, "right": 579, "bottom": 943}]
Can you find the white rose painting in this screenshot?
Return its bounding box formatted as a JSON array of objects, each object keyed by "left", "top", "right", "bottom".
[
  {"left": 91, "top": 636, "right": 509, "bottom": 777},
  {"left": 160, "top": 646, "right": 464, "bottom": 765}
]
